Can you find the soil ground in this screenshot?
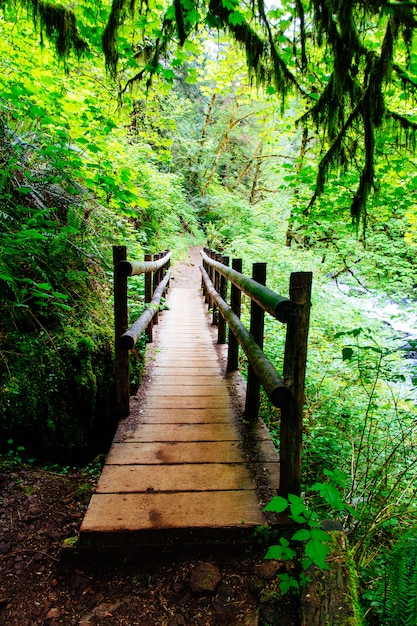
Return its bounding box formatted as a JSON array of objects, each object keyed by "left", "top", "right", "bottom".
[{"left": 0, "top": 248, "right": 300, "bottom": 626}]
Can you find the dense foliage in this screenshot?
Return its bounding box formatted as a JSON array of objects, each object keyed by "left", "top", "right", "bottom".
[
  {"left": 0, "top": 0, "right": 416, "bottom": 622},
  {"left": 2, "top": 0, "right": 417, "bottom": 228},
  {"left": 0, "top": 14, "right": 202, "bottom": 461}
]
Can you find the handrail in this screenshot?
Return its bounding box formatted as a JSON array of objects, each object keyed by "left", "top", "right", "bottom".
[
  {"left": 116, "top": 250, "right": 172, "bottom": 276},
  {"left": 201, "top": 247, "right": 312, "bottom": 496},
  {"left": 113, "top": 246, "right": 171, "bottom": 421},
  {"left": 201, "top": 266, "right": 292, "bottom": 408},
  {"left": 120, "top": 271, "right": 171, "bottom": 350},
  {"left": 201, "top": 249, "right": 297, "bottom": 323}
]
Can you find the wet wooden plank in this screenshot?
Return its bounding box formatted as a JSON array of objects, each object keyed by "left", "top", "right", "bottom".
[
  {"left": 152, "top": 361, "right": 220, "bottom": 377},
  {"left": 115, "top": 422, "right": 240, "bottom": 442},
  {"left": 145, "top": 384, "right": 229, "bottom": 397},
  {"left": 145, "top": 375, "right": 222, "bottom": 385},
  {"left": 107, "top": 441, "right": 245, "bottom": 464},
  {"left": 132, "top": 408, "right": 233, "bottom": 423},
  {"left": 143, "top": 396, "right": 229, "bottom": 409},
  {"left": 80, "top": 490, "right": 263, "bottom": 532},
  {"left": 95, "top": 463, "right": 254, "bottom": 493}
]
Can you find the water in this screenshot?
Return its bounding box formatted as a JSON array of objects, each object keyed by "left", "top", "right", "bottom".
[{"left": 323, "top": 281, "right": 417, "bottom": 386}]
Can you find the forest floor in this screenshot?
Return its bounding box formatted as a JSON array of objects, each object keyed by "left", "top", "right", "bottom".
[
  {"left": 0, "top": 461, "right": 300, "bottom": 626},
  {"left": 0, "top": 248, "right": 299, "bottom": 626}
]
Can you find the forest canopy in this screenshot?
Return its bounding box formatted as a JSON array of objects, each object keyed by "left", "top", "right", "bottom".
[{"left": 2, "top": 0, "right": 417, "bottom": 227}]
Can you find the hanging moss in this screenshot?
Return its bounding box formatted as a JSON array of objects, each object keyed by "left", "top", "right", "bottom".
[
  {"left": 102, "top": 0, "right": 129, "bottom": 78},
  {"left": 22, "top": 0, "right": 88, "bottom": 60}
]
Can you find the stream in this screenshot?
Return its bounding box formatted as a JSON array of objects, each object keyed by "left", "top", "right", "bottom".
[{"left": 323, "top": 281, "right": 417, "bottom": 388}]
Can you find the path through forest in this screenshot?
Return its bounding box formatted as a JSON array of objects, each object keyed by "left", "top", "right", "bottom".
[{"left": 0, "top": 248, "right": 298, "bottom": 626}]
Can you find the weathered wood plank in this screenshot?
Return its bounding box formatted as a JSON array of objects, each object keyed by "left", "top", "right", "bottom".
[
  {"left": 145, "top": 384, "right": 230, "bottom": 397},
  {"left": 144, "top": 375, "right": 222, "bottom": 385},
  {"left": 153, "top": 361, "right": 220, "bottom": 377},
  {"left": 80, "top": 490, "right": 263, "bottom": 532},
  {"left": 132, "top": 408, "right": 233, "bottom": 423},
  {"left": 115, "top": 423, "right": 240, "bottom": 442},
  {"left": 95, "top": 463, "right": 254, "bottom": 493},
  {"left": 143, "top": 396, "right": 229, "bottom": 409},
  {"left": 107, "top": 441, "right": 245, "bottom": 464}
]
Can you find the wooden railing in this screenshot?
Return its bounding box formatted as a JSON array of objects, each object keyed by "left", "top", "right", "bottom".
[
  {"left": 201, "top": 248, "right": 312, "bottom": 496},
  {"left": 113, "top": 245, "right": 171, "bottom": 419}
]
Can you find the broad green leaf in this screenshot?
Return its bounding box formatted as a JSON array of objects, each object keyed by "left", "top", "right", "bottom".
[
  {"left": 305, "top": 539, "right": 330, "bottom": 570},
  {"left": 292, "top": 529, "right": 311, "bottom": 541},
  {"left": 228, "top": 11, "right": 246, "bottom": 25},
  {"left": 264, "top": 496, "right": 289, "bottom": 513},
  {"left": 342, "top": 347, "right": 354, "bottom": 361}
]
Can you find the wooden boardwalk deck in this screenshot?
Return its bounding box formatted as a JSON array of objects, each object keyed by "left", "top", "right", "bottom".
[{"left": 80, "top": 256, "right": 279, "bottom": 549}]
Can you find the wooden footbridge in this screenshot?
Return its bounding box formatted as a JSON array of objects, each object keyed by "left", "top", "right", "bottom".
[{"left": 79, "top": 247, "right": 312, "bottom": 550}]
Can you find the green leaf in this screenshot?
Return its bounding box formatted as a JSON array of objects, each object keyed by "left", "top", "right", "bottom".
[
  {"left": 264, "top": 495, "right": 289, "bottom": 513},
  {"left": 292, "top": 529, "right": 311, "bottom": 541},
  {"left": 311, "top": 528, "right": 331, "bottom": 542},
  {"left": 278, "top": 573, "right": 299, "bottom": 594},
  {"left": 228, "top": 11, "right": 246, "bottom": 25},
  {"left": 342, "top": 347, "right": 354, "bottom": 360},
  {"left": 305, "top": 539, "right": 330, "bottom": 570},
  {"left": 288, "top": 494, "right": 309, "bottom": 522},
  {"left": 265, "top": 540, "right": 297, "bottom": 561},
  {"left": 310, "top": 482, "right": 345, "bottom": 510}
]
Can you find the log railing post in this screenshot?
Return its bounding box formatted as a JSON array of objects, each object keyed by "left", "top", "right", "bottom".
[
  {"left": 207, "top": 249, "right": 214, "bottom": 309},
  {"left": 279, "top": 271, "right": 313, "bottom": 496},
  {"left": 244, "top": 262, "right": 266, "bottom": 419},
  {"left": 218, "top": 255, "right": 229, "bottom": 344},
  {"left": 113, "top": 245, "right": 130, "bottom": 419},
  {"left": 145, "top": 253, "right": 153, "bottom": 342},
  {"left": 211, "top": 253, "right": 221, "bottom": 326},
  {"left": 227, "top": 258, "right": 242, "bottom": 371},
  {"left": 152, "top": 252, "right": 161, "bottom": 325}
]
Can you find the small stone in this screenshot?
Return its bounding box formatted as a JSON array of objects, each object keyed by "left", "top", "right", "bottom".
[
  {"left": 0, "top": 543, "right": 10, "bottom": 554},
  {"left": 46, "top": 607, "right": 60, "bottom": 619},
  {"left": 256, "top": 560, "right": 283, "bottom": 580},
  {"left": 189, "top": 562, "right": 222, "bottom": 594}
]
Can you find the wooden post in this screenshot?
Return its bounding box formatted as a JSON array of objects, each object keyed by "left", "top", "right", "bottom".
[
  {"left": 227, "top": 258, "right": 242, "bottom": 371},
  {"left": 202, "top": 247, "right": 209, "bottom": 304},
  {"left": 153, "top": 252, "right": 161, "bottom": 325},
  {"left": 245, "top": 262, "right": 266, "bottom": 419},
  {"left": 218, "top": 255, "right": 229, "bottom": 344},
  {"left": 212, "top": 253, "right": 221, "bottom": 326},
  {"left": 113, "top": 245, "right": 130, "bottom": 419},
  {"left": 145, "top": 253, "right": 153, "bottom": 342},
  {"left": 207, "top": 249, "right": 214, "bottom": 309},
  {"left": 280, "top": 271, "right": 313, "bottom": 497}
]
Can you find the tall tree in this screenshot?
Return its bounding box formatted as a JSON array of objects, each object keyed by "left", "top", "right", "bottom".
[{"left": 2, "top": 0, "right": 416, "bottom": 227}]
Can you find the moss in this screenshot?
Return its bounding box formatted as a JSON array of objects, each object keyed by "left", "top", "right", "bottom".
[
  {"left": 0, "top": 323, "right": 117, "bottom": 464},
  {"left": 300, "top": 531, "right": 363, "bottom": 626}
]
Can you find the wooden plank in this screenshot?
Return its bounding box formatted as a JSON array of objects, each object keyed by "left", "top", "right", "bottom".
[
  {"left": 145, "top": 384, "right": 229, "bottom": 397},
  {"left": 115, "top": 422, "right": 240, "bottom": 442},
  {"left": 95, "top": 463, "right": 254, "bottom": 493},
  {"left": 153, "top": 357, "right": 219, "bottom": 366},
  {"left": 134, "top": 408, "right": 233, "bottom": 423},
  {"left": 153, "top": 361, "right": 220, "bottom": 378},
  {"left": 106, "top": 441, "right": 245, "bottom": 464},
  {"left": 143, "top": 396, "right": 229, "bottom": 409},
  {"left": 144, "top": 375, "right": 222, "bottom": 385},
  {"left": 80, "top": 490, "right": 263, "bottom": 532}
]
